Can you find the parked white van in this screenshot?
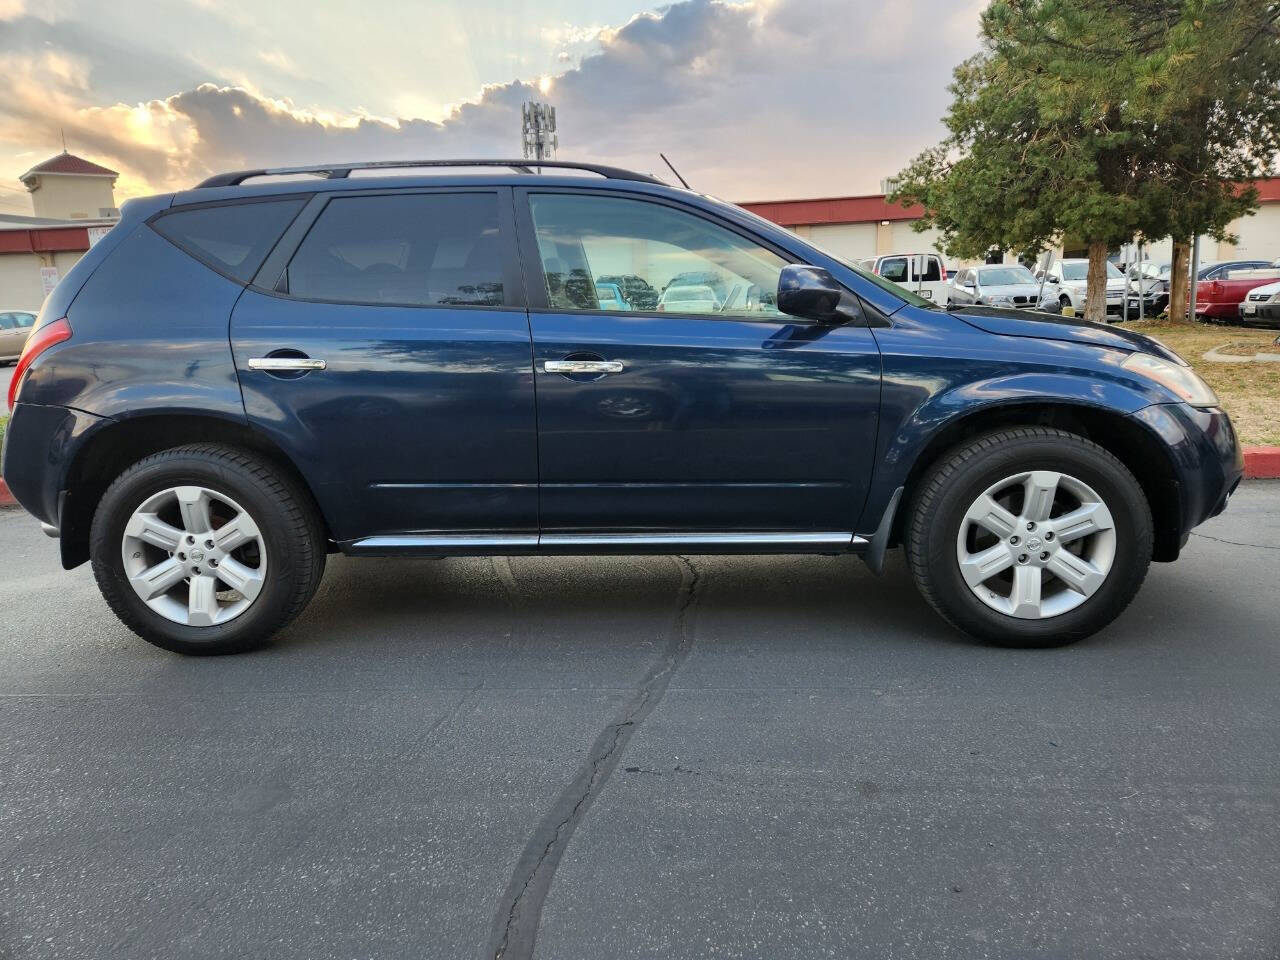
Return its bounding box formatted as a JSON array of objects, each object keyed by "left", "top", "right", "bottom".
[{"left": 858, "top": 253, "right": 950, "bottom": 305}]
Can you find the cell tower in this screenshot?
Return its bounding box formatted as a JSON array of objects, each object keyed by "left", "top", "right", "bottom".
[{"left": 522, "top": 102, "right": 558, "bottom": 162}]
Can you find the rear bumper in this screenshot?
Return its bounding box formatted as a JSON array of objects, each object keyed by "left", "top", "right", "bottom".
[
  {"left": 1194, "top": 301, "right": 1239, "bottom": 319},
  {"left": 1129, "top": 403, "right": 1243, "bottom": 550},
  {"left": 1, "top": 403, "right": 108, "bottom": 526}
]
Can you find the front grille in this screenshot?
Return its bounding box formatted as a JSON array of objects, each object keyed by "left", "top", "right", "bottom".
[
  {"left": 1249, "top": 292, "right": 1269, "bottom": 301},
  {"left": 1012, "top": 295, "right": 1030, "bottom": 304}
]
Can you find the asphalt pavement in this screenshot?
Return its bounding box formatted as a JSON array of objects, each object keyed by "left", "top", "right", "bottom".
[{"left": 1, "top": 483, "right": 1277, "bottom": 960}]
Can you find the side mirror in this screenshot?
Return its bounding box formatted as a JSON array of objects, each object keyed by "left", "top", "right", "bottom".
[{"left": 777, "top": 265, "right": 857, "bottom": 324}]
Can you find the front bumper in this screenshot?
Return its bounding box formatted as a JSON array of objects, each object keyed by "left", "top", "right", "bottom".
[
  {"left": 1129, "top": 403, "right": 1243, "bottom": 553},
  {"left": 1125, "top": 292, "right": 1168, "bottom": 315},
  {"left": 1237, "top": 302, "right": 1280, "bottom": 327}
]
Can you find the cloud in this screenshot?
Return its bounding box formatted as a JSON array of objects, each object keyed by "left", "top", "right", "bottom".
[
  {"left": 0, "top": 0, "right": 983, "bottom": 201},
  {"left": 257, "top": 49, "right": 302, "bottom": 77},
  {"left": 0, "top": 0, "right": 25, "bottom": 20}
]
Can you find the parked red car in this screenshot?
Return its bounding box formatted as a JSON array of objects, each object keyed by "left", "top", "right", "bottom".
[{"left": 1194, "top": 269, "right": 1280, "bottom": 320}]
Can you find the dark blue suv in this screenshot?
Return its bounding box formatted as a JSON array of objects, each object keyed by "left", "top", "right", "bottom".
[{"left": 1, "top": 159, "right": 1243, "bottom": 654}]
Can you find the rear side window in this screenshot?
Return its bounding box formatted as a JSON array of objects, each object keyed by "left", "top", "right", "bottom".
[
  {"left": 879, "top": 257, "right": 908, "bottom": 283},
  {"left": 913, "top": 257, "right": 942, "bottom": 282},
  {"left": 284, "top": 193, "right": 504, "bottom": 307},
  {"left": 152, "top": 198, "right": 306, "bottom": 283}
]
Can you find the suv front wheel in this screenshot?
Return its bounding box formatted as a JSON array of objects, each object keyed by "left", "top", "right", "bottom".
[
  {"left": 906, "top": 427, "right": 1153, "bottom": 647},
  {"left": 90, "top": 444, "right": 325, "bottom": 655}
]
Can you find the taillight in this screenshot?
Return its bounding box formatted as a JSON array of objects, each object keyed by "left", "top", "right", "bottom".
[{"left": 8, "top": 316, "right": 71, "bottom": 411}]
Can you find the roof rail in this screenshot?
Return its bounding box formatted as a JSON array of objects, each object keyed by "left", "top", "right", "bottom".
[{"left": 194, "top": 158, "right": 665, "bottom": 189}]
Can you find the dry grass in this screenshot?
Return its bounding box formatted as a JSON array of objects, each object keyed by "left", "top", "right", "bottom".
[{"left": 1126, "top": 320, "right": 1280, "bottom": 445}]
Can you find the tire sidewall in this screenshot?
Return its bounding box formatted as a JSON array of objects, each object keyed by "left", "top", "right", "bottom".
[
  {"left": 91, "top": 452, "right": 302, "bottom": 653},
  {"left": 920, "top": 436, "right": 1152, "bottom": 645}
]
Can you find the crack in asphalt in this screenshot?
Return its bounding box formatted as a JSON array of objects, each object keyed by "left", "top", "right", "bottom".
[
  {"left": 1191, "top": 531, "right": 1280, "bottom": 551},
  {"left": 485, "top": 556, "right": 701, "bottom": 960}
]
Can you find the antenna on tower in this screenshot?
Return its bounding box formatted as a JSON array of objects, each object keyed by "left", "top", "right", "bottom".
[
  {"left": 61, "top": 128, "right": 68, "bottom": 153},
  {"left": 522, "top": 102, "right": 558, "bottom": 163}
]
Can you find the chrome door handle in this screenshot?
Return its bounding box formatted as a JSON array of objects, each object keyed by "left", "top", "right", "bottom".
[
  {"left": 543, "top": 360, "right": 624, "bottom": 375},
  {"left": 247, "top": 357, "right": 327, "bottom": 371}
]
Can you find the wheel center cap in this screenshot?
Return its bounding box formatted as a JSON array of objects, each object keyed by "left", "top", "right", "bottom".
[
  {"left": 189, "top": 548, "right": 205, "bottom": 563},
  {"left": 1025, "top": 536, "right": 1042, "bottom": 551}
]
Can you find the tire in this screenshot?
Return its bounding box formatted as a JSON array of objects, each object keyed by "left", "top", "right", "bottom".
[
  {"left": 905, "top": 427, "right": 1152, "bottom": 647},
  {"left": 1059, "top": 295, "right": 1072, "bottom": 310},
  {"left": 90, "top": 444, "right": 325, "bottom": 655}
]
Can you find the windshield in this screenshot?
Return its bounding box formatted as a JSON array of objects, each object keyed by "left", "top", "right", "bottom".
[
  {"left": 978, "top": 266, "right": 1035, "bottom": 285},
  {"left": 1061, "top": 261, "right": 1122, "bottom": 280}
]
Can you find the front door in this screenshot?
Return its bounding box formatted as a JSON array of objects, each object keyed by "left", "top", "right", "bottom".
[
  {"left": 516, "top": 189, "right": 881, "bottom": 536},
  {"left": 231, "top": 188, "right": 536, "bottom": 544}
]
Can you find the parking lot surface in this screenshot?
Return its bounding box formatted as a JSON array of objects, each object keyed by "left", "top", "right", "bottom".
[{"left": 1, "top": 483, "right": 1277, "bottom": 960}]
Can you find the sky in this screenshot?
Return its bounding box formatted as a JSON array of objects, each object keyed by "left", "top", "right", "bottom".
[{"left": 0, "top": 0, "right": 987, "bottom": 215}]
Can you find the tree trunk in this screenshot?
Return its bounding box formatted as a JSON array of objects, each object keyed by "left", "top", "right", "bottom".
[
  {"left": 1085, "top": 239, "right": 1109, "bottom": 324},
  {"left": 1168, "top": 239, "right": 1191, "bottom": 322}
]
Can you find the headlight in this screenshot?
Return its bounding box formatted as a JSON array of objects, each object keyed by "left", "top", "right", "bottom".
[{"left": 1121, "top": 352, "right": 1218, "bottom": 407}]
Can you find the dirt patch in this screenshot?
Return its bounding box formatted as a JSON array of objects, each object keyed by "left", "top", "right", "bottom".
[{"left": 1127, "top": 321, "right": 1280, "bottom": 445}]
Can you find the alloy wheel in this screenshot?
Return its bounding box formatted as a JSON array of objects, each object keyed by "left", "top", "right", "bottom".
[
  {"left": 121, "top": 485, "right": 267, "bottom": 627},
  {"left": 955, "top": 470, "right": 1116, "bottom": 620}
]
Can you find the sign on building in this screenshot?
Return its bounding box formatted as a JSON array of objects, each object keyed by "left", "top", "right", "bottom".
[
  {"left": 40, "top": 266, "right": 59, "bottom": 297},
  {"left": 87, "top": 226, "right": 113, "bottom": 246}
]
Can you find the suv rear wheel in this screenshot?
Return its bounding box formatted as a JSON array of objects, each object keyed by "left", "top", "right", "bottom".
[
  {"left": 90, "top": 444, "right": 325, "bottom": 655},
  {"left": 906, "top": 427, "right": 1153, "bottom": 646}
]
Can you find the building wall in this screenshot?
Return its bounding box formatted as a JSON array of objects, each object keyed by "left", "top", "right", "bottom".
[
  {"left": 29, "top": 176, "right": 116, "bottom": 221},
  {"left": 0, "top": 250, "right": 86, "bottom": 311},
  {"left": 792, "top": 222, "right": 878, "bottom": 261},
  {"left": 1221, "top": 204, "right": 1280, "bottom": 261}
]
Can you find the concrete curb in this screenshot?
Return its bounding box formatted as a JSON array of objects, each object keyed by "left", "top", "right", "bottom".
[
  {"left": 1245, "top": 446, "right": 1280, "bottom": 479},
  {"left": 3, "top": 449, "right": 1278, "bottom": 510}
]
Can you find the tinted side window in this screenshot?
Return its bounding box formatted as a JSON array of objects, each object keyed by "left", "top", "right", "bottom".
[
  {"left": 153, "top": 198, "right": 306, "bottom": 282},
  {"left": 528, "top": 194, "right": 789, "bottom": 318},
  {"left": 915, "top": 257, "right": 942, "bottom": 282},
  {"left": 879, "top": 258, "right": 908, "bottom": 283},
  {"left": 0, "top": 314, "right": 15, "bottom": 330},
  {"left": 14, "top": 312, "right": 35, "bottom": 328},
  {"left": 285, "top": 193, "right": 504, "bottom": 307}
]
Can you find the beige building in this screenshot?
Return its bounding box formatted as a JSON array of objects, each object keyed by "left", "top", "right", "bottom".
[
  {"left": 20, "top": 151, "right": 120, "bottom": 221},
  {"left": 1, "top": 152, "right": 120, "bottom": 311},
  {"left": 741, "top": 177, "right": 1280, "bottom": 270}
]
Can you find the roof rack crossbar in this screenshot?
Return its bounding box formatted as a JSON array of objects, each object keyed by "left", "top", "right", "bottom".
[{"left": 194, "top": 158, "right": 664, "bottom": 189}]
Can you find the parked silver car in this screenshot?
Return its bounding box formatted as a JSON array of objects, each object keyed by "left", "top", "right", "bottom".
[
  {"left": 0, "top": 309, "right": 37, "bottom": 363},
  {"left": 948, "top": 265, "right": 1061, "bottom": 313}
]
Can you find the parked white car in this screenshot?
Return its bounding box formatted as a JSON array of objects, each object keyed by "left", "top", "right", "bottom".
[
  {"left": 1038, "top": 259, "right": 1129, "bottom": 316},
  {"left": 657, "top": 283, "right": 720, "bottom": 313},
  {"left": 1239, "top": 278, "right": 1280, "bottom": 327},
  {"left": 859, "top": 253, "right": 949, "bottom": 305}
]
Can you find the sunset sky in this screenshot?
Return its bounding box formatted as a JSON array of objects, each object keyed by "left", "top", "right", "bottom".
[{"left": 0, "top": 0, "right": 986, "bottom": 213}]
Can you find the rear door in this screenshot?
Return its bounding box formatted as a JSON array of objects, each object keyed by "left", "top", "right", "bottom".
[
  {"left": 515, "top": 188, "right": 881, "bottom": 537},
  {"left": 908, "top": 255, "right": 948, "bottom": 304},
  {"left": 230, "top": 188, "right": 537, "bottom": 544}
]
